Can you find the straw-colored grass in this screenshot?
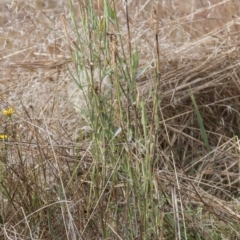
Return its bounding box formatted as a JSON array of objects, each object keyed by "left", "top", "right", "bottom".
[{"left": 0, "top": 0, "right": 239, "bottom": 239}]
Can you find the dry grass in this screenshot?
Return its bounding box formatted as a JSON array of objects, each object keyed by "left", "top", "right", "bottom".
[{"left": 0, "top": 0, "right": 239, "bottom": 239}]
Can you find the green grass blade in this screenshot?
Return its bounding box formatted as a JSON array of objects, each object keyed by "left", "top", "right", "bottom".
[{"left": 189, "top": 88, "right": 210, "bottom": 152}]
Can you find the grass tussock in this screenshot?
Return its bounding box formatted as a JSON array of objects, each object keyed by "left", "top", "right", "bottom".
[{"left": 0, "top": 0, "right": 240, "bottom": 239}]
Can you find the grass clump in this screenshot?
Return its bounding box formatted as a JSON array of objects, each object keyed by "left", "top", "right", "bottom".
[{"left": 0, "top": 0, "right": 239, "bottom": 239}]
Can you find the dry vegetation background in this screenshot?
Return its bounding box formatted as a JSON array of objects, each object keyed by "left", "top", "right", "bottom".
[
  {"left": 0, "top": 0, "right": 240, "bottom": 239},
  {"left": 1, "top": 0, "right": 240, "bottom": 137}
]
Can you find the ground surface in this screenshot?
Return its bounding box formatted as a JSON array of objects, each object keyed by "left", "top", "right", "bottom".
[{"left": 0, "top": 1, "right": 239, "bottom": 240}]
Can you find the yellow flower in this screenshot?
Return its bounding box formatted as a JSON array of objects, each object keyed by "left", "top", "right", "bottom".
[
  {"left": 0, "top": 134, "right": 7, "bottom": 139},
  {"left": 2, "top": 107, "right": 14, "bottom": 117}
]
